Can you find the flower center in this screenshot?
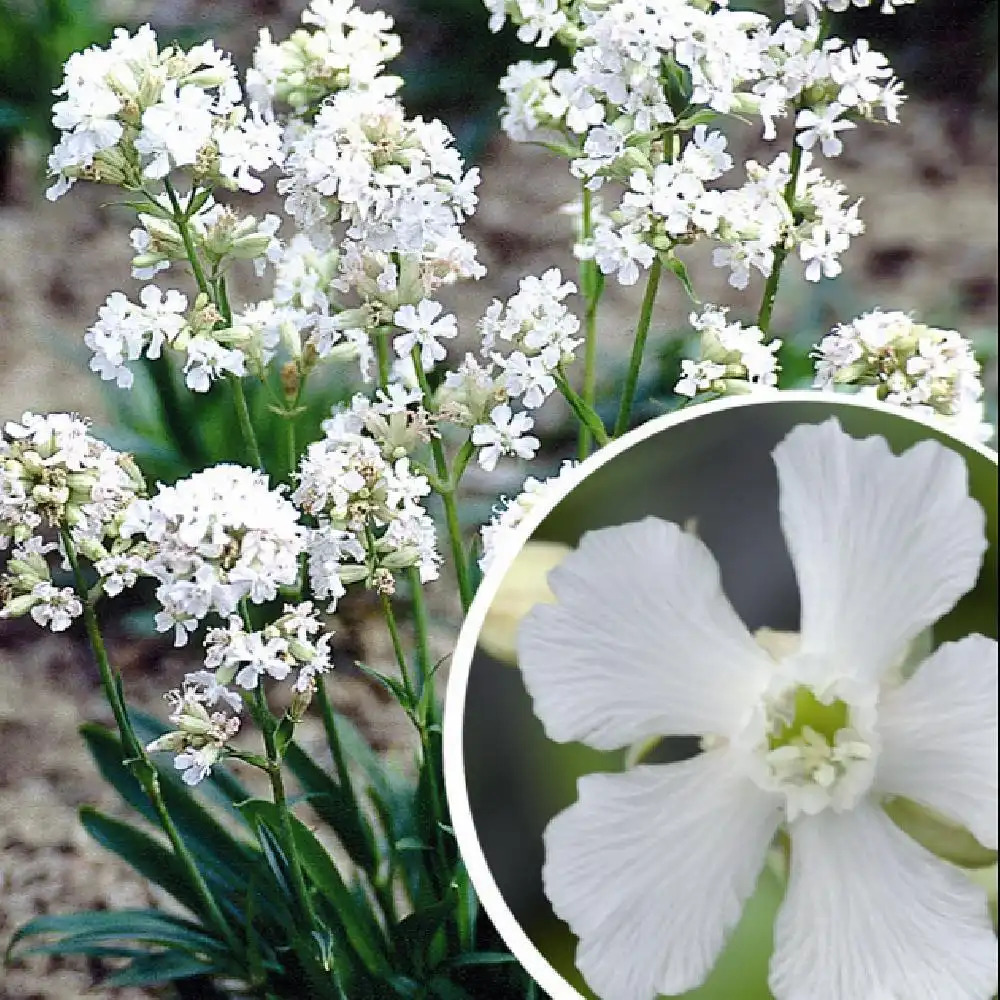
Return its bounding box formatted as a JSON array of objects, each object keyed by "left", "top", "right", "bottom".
[
  {"left": 768, "top": 687, "right": 849, "bottom": 749},
  {"left": 758, "top": 685, "right": 874, "bottom": 819}
]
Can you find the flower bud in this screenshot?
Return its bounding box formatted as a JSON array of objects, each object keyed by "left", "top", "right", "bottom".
[
  {"left": 289, "top": 681, "right": 315, "bottom": 723},
  {"left": 0, "top": 593, "right": 41, "bottom": 619},
  {"left": 338, "top": 564, "right": 368, "bottom": 586},
  {"left": 480, "top": 541, "right": 570, "bottom": 665},
  {"left": 146, "top": 731, "right": 188, "bottom": 753}
]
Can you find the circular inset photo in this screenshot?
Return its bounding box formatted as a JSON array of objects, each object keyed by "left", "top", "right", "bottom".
[{"left": 443, "top": 393, "right": 998, "bottom": 1000}]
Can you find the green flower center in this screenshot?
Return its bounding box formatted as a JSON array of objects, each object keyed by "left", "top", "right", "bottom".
[{"left": 768, "top": 687, "right": 849, "bottom": 750}]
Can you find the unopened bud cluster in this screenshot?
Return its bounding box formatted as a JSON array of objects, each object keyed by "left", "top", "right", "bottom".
[
  {"left": 676, "top": 306, "right": 781, "bottom": 398},
  {"left": 0, "top": 413, "right": 145, "bottom": 631},
  {"left": 813, "top": 310, "right": 991, "bottom": 441}
]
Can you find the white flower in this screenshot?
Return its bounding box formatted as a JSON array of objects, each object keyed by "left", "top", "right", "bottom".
[
  {"left": 85, "top": 286, "right": 187, "bottom": 389},
  {"left": 393, "top": 299, "right": 458, "bottom": 370},
  {"left": 675, "top": 359, "right": 727, "bottom": 398},
  {"left": 26, "top": 583, "right": 83, "bottom": 632},
  {"left": 182, "top": 337, "right": 247, "bottom": 392},
  {"left": 135, "top": 81, "right": 215, "bottom": 179},
  {"left": 471, "top": 404, "right": 540, "bottom": 472},
  {"left": 795, "top": 103, "right": 855, "bottom": 157},
  {"left": 518, "top": 419, "right": 997, "bottom": 1000},
  {"left": 174, "top": 745, "right": 222, "bottom": 786}
]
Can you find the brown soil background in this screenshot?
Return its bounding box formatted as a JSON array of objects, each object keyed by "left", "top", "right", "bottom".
[{"left": 0, "top": 2, "right": 997, "bottom": 997}]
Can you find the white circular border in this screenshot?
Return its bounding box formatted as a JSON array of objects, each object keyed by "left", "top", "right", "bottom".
[{"left": 442, "top": 391, "right": 999, "bottom": 1000}]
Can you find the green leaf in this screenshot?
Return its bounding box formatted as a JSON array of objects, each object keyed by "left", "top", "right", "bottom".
[
  {"left": 394, "top": 891, "right": 454, "bottom": 977},
  {"left": 674, "top": 108, "right": 720, "bottom": 130},
  {"left": 356, "top": 662, "right": 415, "bottom": 713},
  {"left": 446, "top": 952, "right": 518, "bottom": 968},
  {"left": 101, "top": 950, "right": 227, "bottom": 987},
  {"left": 662, "top": 253, "right": 699, "bottom": 303},
  {"left": 274, "top": 714, "right": 296, "bottom": 759},
  {"left": 283, "top": 742, "right": 378, "bottom": 875},
  {"left": 243, "top": 800, "right": 391, "bottom": 976},
  {"left": 554, "top": 372, "right": 609, "bottom": 445},
  {"left": 428, "top": 976, "right": 474, "bottom": 1000},
  {"left": 8, "top": 910, "right": 222, "bottom": 962},
  {"left": 78, "top": 807, "right": 203, "bottom": 916},
  {"left": 79, "top": 724, "right": 281, "bottom": 913},
  {"left": 394, "top": 836, "right": 429, "bottom": 853}
]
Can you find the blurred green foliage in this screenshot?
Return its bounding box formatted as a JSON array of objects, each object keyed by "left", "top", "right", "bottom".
[
  {"left": 98, "top": 355, "right": 353, "bottom": 487},
  {"left": 0, "top": 0, "right": 111, "bottom": 195},
  {"left": 392, "top": 0, "right": 552, "bottom": 159}
]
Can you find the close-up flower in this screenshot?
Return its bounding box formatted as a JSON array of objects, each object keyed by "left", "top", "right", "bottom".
[{"left": 518, "top": 418, "right": 998, "bottom": 1000}]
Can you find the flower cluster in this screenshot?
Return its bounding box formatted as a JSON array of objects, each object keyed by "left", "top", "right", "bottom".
[
  {"left": 786, "top": 0, "right": 915, "bottom": 19},
  {"left": 813, "top": 310, "right": 992, "bottom": 441},
  {"left": 433, "top": 269, "right": 580, "bottom": 473},
  {"left": 480, "top": 269, "right": 582, "bottom": 409},
  {"left": 485, "top": 0, "right": 571, "bottom": 47},
  {"left": 294, "top": 402, "right": 440, "bottom": 604},
  {"left": 497, "top": 0, "right": 898, "bottom": 291},
  {"left": 279, "top": 88, "right": 482, "bottom": 278},
  {"left": 676, "top": 305, "right": 781, "bottom": 398},
  {"left": 121, "top": 465, "right": 306, "bottom": 646},
  {"left": 202, "top": 602, "right": 333, "bottom": 696},
  {"left": 248, "top": 0, "right": 403, "bottom": 116},
  {"left": 0, "top": 413, "right": 145, "bottom": 631},
  {"left": 47, "top": 24, "right": 282, "bottom": 200},
  {"left": 146, "top": 686, "right": 242, "bottom": 786}
]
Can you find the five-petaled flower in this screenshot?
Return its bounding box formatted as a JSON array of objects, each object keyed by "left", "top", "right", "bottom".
[{"left": 518, "top": 418, "right": 998, "bottom": 1000}]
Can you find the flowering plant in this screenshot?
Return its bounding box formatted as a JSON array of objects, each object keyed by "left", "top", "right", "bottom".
[{"left": 1, "top": 0, "right": 994, "bottom": 996}]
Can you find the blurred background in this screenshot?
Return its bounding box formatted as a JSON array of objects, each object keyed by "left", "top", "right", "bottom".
[
  {"left": 0, "top": 0, "right": 996, "bottom": 996},
  {"left": 462, "top": 397, "right": 1000, "bottom": 999}
]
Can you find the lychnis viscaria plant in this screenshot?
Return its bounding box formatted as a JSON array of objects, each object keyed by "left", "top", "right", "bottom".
[{"left": 1, "top": 0, "right": 994, "bottom": 996}]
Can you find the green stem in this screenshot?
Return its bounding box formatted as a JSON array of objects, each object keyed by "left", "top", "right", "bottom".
[
  {"left": 375, "top": 327, "right": 392, "bottom": 388},
  {"left": 164, "top": 183, "right": 263, "bottom": 471},
  {"left": 408, "top": 567, "right": 432, "bottom": 700},
  {"left": 613, "top": 255, "right": 663, "bottom": 438},
  {"left": 376, "top": 588, "right": 448, "bottom": 889},
  {"left": 61, "top": 530, "right": 241, "bottom": 957},
  {"left": 409, "top": 348, "right": 474, "bottom": 612},
  {"left": 756, "top": 13, "right": 831, "bottom": 336},
  {"left": 163, "top": 179, "right": 210, "bottom": 297},
  {"left": 230, "top": 375, "right": 264, "bottom": 470},
  {"left": 378, "top": 587, "right": 416, "bottom": 706},
  {"left": 755, "top": 140, "right": 803, "bottom": 336},
  {"left": 577, "top": 185, "right": 601, "bottom": 460},
  {"left": 252, "top": 684, "right": 316, "bottom": 932}
]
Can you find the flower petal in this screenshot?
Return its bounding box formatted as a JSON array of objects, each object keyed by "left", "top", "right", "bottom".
[
  {"left": 544, "top": 749, "right": 781, "bottom": 1000},
  {"left": 876, "top": 634, "right": 998, "bottom": 850},
  {"left": 771, "top": 802, "right": 998, "bottom": 1000},
  {"left": 773, "top": 419, "right": 987, "bottom": 683},
  {"left": 517, "top": 517, "right": 773, "bottom": 749}
]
